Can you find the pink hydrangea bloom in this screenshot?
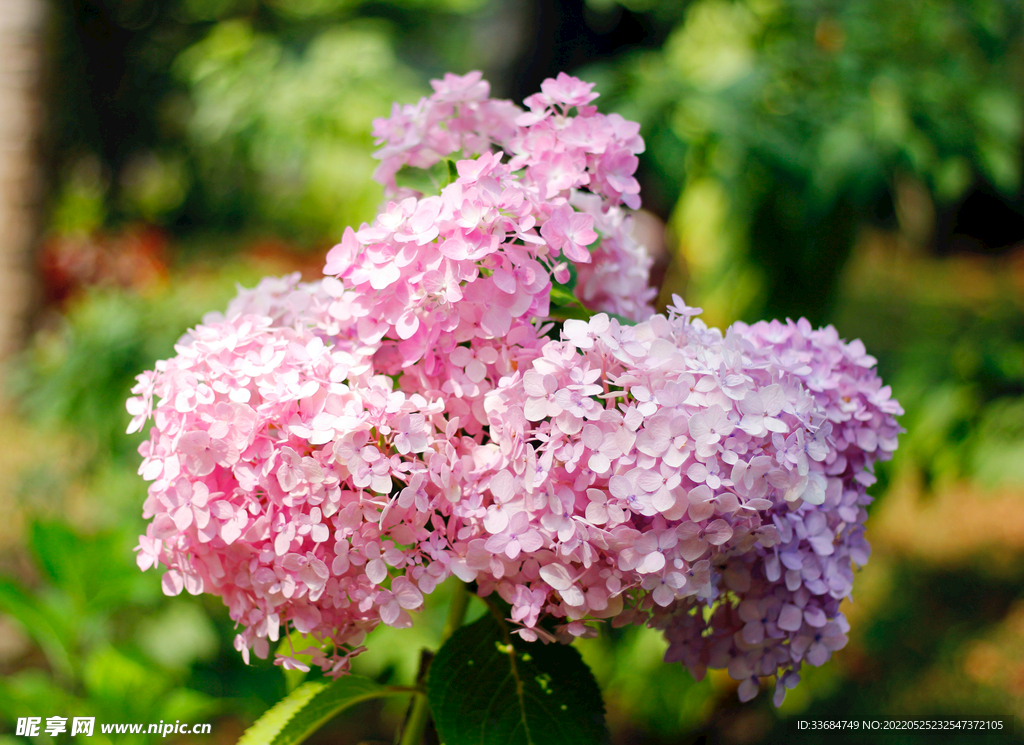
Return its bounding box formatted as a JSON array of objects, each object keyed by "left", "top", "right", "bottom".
[
  {"left": 368, "top": 70, "right": 654, "bottom": 321},
  {"left": 467, "top": 298, "right": 900, "bottom": 702},
  {"left": 128, "top": 275, "right": 465, "bottom": 672},
  {"left": 128, "top": 73, "right": 900, "bottom": 706}
]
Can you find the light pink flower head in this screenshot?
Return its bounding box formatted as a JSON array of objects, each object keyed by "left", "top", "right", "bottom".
[{"left": 471, "top": 304, "right": 900, "bottom": 704}]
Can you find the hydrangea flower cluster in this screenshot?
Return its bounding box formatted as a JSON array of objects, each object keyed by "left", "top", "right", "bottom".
[
  {"left": 368, "top": 70, "right": 655, "bottom": 322},
  {"left": 471, "top": 301, "right": 901, "bottom": 703},
  {"left": 127, "top": 72, "right": 900, "bottom": 704},
  {"left": 652, "top": 316, "right": 902, "bottom": 705},
  {"left": 129, "top": 275, "right": 459, "bottom": 673}
]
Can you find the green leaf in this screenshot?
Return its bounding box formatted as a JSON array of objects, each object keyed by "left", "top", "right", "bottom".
[
  {"left": 237, "top": 675, "right": 401, "bottom": 745},
  {"left": 427, "top": 610, "right": 608, "bottom": 745},
  {"left": 282, "top": 666, "right": 307, "bottom": 694},
  {"left": 548, "top": 284, "right": 592, "bottom": 323},
  {"left": 0, "top": 578, "right": 74, "bottom": 679},
  {"left": 546, "top": 284, "right": 636, "bottom": 327},
  {"left": 562, "top": 260, "right": 580, "bottom": 294},
  {"left": 548, "top": 284, "right": 582, "bottom": 310},
  {"left": 274, "top": 633, "right": 332, "bottom": 692},
  {"left": 394, "top": 160, "right": 451, "bottom": 196}
]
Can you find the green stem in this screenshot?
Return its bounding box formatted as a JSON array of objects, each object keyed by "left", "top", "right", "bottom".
[
  {"left": 398, "top": 692, "right": 431, "bottom": 745},
  {"left": 440, "top": 579, "right": 470, "bottom": 644},
  {"left": 396, "top": 581, "right": 471, "bottom": 745}
]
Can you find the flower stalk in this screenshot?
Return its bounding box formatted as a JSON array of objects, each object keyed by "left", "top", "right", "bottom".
[{"left": 396, "top": 581, "right": 471, "bottom": 745}]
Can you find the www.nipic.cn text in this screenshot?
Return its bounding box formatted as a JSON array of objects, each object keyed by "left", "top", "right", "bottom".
[{"left": 16, "top": 717, "right": 213, "bottom": 737}]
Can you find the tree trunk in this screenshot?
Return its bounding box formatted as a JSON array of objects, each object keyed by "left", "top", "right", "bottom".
[{"left": 0, "top": 0, "right": 46, "bottom": 393}]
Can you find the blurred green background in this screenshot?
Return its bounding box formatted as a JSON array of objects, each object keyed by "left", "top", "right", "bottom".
[{"left": 1, "top": 0, "right": 1023, "bottom": 743}]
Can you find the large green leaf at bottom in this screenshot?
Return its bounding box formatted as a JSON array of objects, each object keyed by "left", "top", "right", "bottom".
[
  {"left": 237, "top": 675, "right": 392, "bottom": 745},
  {"left": 427, "top": 611, "right": 608, "bottom": 745}
]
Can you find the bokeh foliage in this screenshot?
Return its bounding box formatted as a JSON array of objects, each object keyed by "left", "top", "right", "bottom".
[{"left": 592, "top": 0, "right": 1024, "bottom": 324}]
